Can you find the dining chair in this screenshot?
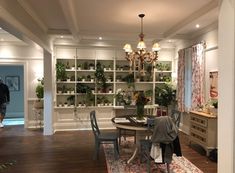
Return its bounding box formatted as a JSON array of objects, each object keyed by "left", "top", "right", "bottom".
[
  {"left": 144, "top": 105, "right": 157, "bottom": 116},
  {"left": 90, "top": 110, "right": 119, "bottom": 160},
  {"left": 170, "top": 109, "right": 181, "bottom": 128},
  {"left": 140, "top": 116, "right": 179, "bottom": 173}
]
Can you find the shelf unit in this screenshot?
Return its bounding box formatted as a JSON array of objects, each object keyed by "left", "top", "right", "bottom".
[{"left": 55, "top": 47, "right": 173, "bottom": 109}]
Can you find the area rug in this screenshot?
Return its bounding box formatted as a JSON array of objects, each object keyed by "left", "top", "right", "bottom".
[{"left": 103, "top": 139, "right": 203, "bottom": 173}]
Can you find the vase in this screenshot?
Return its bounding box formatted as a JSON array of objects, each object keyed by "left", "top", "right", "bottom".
[{"left": 136, "top": 104, "right": 145, "bottom": 120}]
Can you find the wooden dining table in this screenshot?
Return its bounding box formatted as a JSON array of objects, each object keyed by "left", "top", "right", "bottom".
[{"left": 111, "top": 116, "right": 151, "bottom": 164}]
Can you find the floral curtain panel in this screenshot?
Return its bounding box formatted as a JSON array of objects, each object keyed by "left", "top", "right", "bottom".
[
  {"left": 191, "top": 43, "right": 205, "bottom": 110},
  {"left": 177, "top": 42, "right": 205, "bottom": 112},
  {"left": 177, "top": 49, "right": 185, "bottom": 112}
]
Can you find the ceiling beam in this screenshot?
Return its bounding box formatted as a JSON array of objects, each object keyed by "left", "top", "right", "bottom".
[
  {"left": 0, "top": 0, "right": 51, "bottom": 52},
  {"left": 17, "top": 0, "right": 48, "bottom": 33},
  {"left": 59, "top": 0, "right": 80, "bottom": 41},
  {"left": 164, "top": 0, "right": 219, "bottom": 39}
]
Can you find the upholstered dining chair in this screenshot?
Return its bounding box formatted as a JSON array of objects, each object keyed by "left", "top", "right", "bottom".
[
  {"left": 90, "top": 110, "right": 119, "bottom": 160},
  {"left": 140, "top": 116, "right": 181, "bottom": 173}
]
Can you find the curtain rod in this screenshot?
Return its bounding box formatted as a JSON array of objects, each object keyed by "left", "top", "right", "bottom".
[{"left": 180, "top": 40, "right": 206, "bottom": 50}]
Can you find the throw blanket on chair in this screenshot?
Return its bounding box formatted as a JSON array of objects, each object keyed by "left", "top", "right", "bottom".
[{"left": 151, "top": 116, "right": 182, "bottom": 163}]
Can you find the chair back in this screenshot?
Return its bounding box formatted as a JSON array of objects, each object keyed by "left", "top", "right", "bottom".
[
  {"left": 144, "top": 105, "right": 156, "bottom": 116},
  {"left": 90, "top": 111, "right": 100, "bottom": 138},
  {"left": 146, "top": 118, "right": 155, "bottom": 140},
  {"left": 170, "top": 110, "right": 181, "bottom": 129}
]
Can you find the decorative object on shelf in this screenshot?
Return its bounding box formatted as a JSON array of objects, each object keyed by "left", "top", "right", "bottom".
[
  {"left": 67, "top": 95, "right": 75, "bottom": 106},
  {"left": 34, "top": 78, "right": 44, "bottom": 109},
  {"left": 95, "top": 62, "right": 109, "bottom": 92},
  {"left": 115, "top": 88, "right": 132, "bottom": 106},
  {"left": 134, "top": 91, "right": 150, "bottom": 120},
  {"left": 123, "top": 73, "right": 135, "bottom": 88},
  {"left": 123, "top": 14, "right": 161, "bottom": 75},
  {"left": 56, "top": 62, "right": 67, "bottom": 81}
]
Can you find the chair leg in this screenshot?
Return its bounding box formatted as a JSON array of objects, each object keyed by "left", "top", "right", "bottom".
[
  {"left": 94, "top": 141, "right": 100, "bottom": 160},
  {"left": 118, "top": 128, "right": 122, "bottom": 146},
  {"left": 114, "top": 140, "right": 119, "bottom": 159},
  {"left": 166, "top": 163, "right": 170, "bottom": 173}
]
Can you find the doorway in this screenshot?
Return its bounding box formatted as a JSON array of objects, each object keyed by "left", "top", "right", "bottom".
[{"left": 0, "top": 65, "right": 24, "bottom": 126}]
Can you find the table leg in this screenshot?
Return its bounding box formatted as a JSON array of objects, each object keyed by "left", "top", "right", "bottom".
[
  {"left": 127, "top": 130, "right": 147, "bottom": 164},
  {"left": 127, "top": 147, "right": 138, "bottom": 164}
]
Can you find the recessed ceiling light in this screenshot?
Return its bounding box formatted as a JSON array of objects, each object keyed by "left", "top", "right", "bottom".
[
  {"left": 0, "top": 38, "right": 4, "bottom": 41},
  {"left": 0, "top": 27, "right": 2, "bottom": 30},
  {"left": 168, "top": 40, "right": 173, "bottom": 43},
  {"left": 98, "top": 37, "right": 102, "bottom": 40},
  {"left": 60, "top": 35, "right": 64, "bottom": 38},
  {"left": 196, "top": 24, "right": 200, "bottom": 28}
]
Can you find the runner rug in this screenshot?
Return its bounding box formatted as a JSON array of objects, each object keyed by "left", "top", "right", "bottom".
[{"left": 103, "top": 139, "right": 203, "bottom": 173}]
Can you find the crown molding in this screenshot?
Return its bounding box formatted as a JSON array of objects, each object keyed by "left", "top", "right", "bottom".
[{"left": 164, "top": 0, "right": 219, "bottom": 38}]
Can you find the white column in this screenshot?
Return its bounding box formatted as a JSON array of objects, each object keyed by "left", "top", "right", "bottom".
[
  {"left": 43, "top": 50, "right": 54, "bottom": 135},
  {"left": 218, "top": 0, "right": 235, "bottom": 172}
]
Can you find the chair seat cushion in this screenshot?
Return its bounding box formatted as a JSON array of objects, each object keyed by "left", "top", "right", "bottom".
[{"left": 99, "top": 132, "right": 118, "bottom": 141}]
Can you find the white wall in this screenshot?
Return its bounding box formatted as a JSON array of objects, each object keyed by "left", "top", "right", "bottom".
[{"left": 218, "top": 0, "right": 235, "bottom": 172}]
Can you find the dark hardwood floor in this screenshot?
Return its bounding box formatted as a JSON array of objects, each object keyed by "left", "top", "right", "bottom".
[{"left": 0, "top": 125, "right": 217, "bottom": 173}]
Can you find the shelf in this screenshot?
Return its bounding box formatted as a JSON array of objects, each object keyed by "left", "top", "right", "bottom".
[
  {"left": 135, "top": 82, "right": 154, "bottom": 84},
  {"left": 94, "top": 92, "right": 114, "bottom": 95},
  {"left": 57, "top": 93, "right": 75, "bottom": 95},
  {"left": 55, "top": 106, "right": 76, "bottom": 109},
  {"left": 116, "top": 70, "right": 130, "bottom": 73},
  {"left": 155, "top": 71, "right": 172, "bottom": 73},
  {"left": 77, "top": 81, "right": 95, "bottom": 83},
  {"left": 76, "top": 69, "right": 95, "bottom": 72},
  {"left": 57, "top": 81, "right": 76, "bottom": 84}
]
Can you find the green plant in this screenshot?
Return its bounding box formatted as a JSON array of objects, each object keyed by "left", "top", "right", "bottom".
[
  {"left": 36, "top": 78, "right": 44, "bottom": 100},
  {"left": 67, "top": 95, "right": 75, "bottom": 105},
  {"left": 212, "top": 100, "right": 218, "bottom": 108},
  {"left": 56, "top": 62, "right": 67, "bottom": 80},
  {"left": 155, "top": 83, "right": 176, "bottom": 107},
  {"left": 123, "top": 73, "right": 135, "bottom": 88},
  {"left": 95, "top": 62, "right": 109, "bottom": 92}
]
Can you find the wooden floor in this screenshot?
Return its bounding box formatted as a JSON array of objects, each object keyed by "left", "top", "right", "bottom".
[{"left": 0, "top": 125, "right": 217, "bottom": 173}]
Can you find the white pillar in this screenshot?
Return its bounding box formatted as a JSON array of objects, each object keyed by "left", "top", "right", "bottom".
[
  {"left": 43, "top": 50, "right": 54, "bottom": 135},
  {"left": 218, "top": 0, "right": 235, "bottom": 172}
]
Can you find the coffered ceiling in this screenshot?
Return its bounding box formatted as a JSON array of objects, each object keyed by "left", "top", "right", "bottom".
[{"left": 0, "top": 0, "right": 219, "bottom": 48}]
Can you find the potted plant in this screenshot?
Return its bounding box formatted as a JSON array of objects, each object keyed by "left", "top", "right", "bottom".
[
  {"left": 56, "top": 62, "right": 67, "bottom": 81},
  {"left": 34, "top": 78, "right": 44, "bottom": 109},
  {"left": 95, "top": 62, "right": 108, "bottom": 93},
  {"left": 155, "top": 83, "right": 176, "bottom": 114},
  {"left": 123, "top": 73, "right": 135, "bottom": 88},
  {"left": 89, "top": 63, "right": 94, "bottom": 70}
]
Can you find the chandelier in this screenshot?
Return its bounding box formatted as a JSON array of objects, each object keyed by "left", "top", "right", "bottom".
[{"left": 123, "top": 14, "right": 161, "bottom": 75}]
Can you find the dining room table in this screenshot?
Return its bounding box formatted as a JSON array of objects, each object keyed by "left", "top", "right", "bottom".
[{"left": 111, "top": 115, "right": 152, "bottom": 164}]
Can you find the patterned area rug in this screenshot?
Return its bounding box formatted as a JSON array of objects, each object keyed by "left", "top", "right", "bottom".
[{"left": 103, "top": 139, "right": 203, "bottom": 173}]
